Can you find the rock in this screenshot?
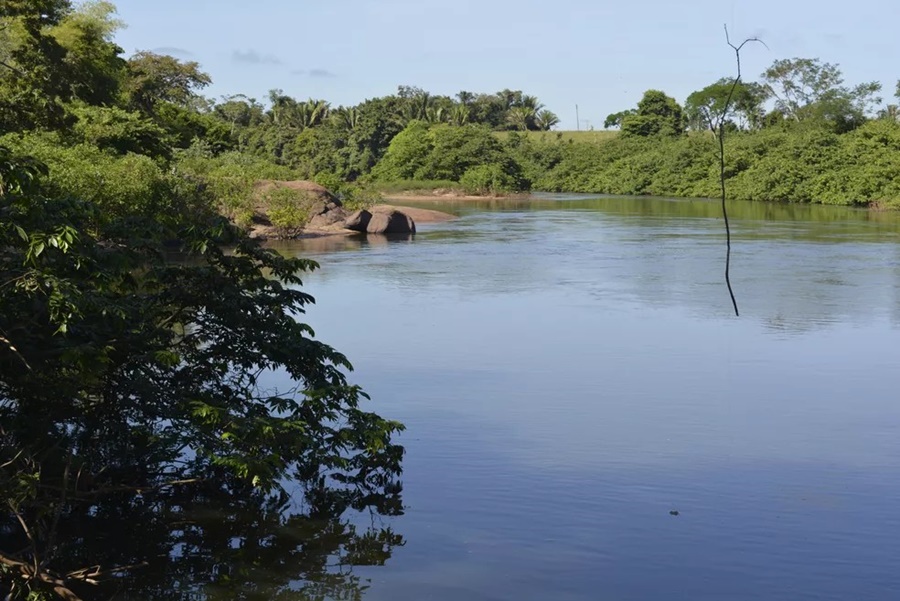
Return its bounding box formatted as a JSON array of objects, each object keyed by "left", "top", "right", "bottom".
[
  {"left": 253, "top": 180, "right": 338, "bottom": 205},
  {"left": 344, "top": 210, "right": 373, "bottom": 232},
  {"left": 370, "top": 204, "right": 456, "bottom": 223},
  {"left": 366, "top": 210, "right": 416, "bottom": 234},
  {"left": 244, "top": 179, "right": 349, "bottom": 239},
  {"left": 307, "top": 206, "right": 348, "bottom": 229}
]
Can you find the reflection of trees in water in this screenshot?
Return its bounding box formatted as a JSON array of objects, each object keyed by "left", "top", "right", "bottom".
[
  {"left": 276, "top": 199, "right": 900, "bottom": 336},
  {"left": 0, "top": 472, "right": 403, "bottom": 600}
]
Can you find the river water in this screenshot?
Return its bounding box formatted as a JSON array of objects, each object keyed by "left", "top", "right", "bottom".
[{"left": 271, "top": 195, "right": 900, "bottom": 601}]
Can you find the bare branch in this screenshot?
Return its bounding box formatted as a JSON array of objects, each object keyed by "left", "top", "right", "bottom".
[
  {"left": 0, "top": 59, "right": 24, "bottom": 76},
  {"left": 9, "top": 502, "right": 39, "bottom": 577},
  {"left": 714, "top": 26, "right": 766, "bottom": 317},
  {"left": 0, "top": 333, "right": 32, "bottom": 371}
]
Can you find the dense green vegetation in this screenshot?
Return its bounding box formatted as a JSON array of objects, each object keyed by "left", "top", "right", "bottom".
[
  {"left": 7, "top": 1, "right": 897, "bottom": 209},
  {"left": 171, "top": 49, "right": 900, "bottom": 206},
  {"left": 1, "top": 2, "right": 403, "bottom": 600}
]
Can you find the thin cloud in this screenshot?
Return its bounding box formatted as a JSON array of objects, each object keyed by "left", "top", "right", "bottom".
[
  {"left": 153, "top": 46, "right": 193, "bottom": 57},
  {"left": 291, "top": 68, "right": 337, "bottom": 78},
  {"left": 232, "top": 50, "right": 283, "bottom": 66}
]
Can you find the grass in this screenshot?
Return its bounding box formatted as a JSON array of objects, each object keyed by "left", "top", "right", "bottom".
[{"left": 496, "top": 130, "right": 619, "bottom": 144}]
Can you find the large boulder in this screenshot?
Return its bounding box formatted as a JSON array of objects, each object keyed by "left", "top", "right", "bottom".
[
  {"left": 307, "top": 206, "right": 348, "bottom": 229},
  {"left": 344, "top": 210, "right": 373, "bottom": 232},
  {"left": 253, "top": 180, "right": 337, "bottom": 205},
  {"left": 252, "top": 180, "right": 344, "bottom": 221},
  {"left": 366, "top": 209, "right": 416, "bottom": 234}
]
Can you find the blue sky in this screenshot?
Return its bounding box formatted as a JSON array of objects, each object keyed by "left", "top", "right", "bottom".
[{"left": 111, "top": 0, "right": 899, "bottom": 129}]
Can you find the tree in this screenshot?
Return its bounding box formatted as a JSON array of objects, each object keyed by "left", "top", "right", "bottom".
[
  {"left": 685, "top": 78, "right": 766, "bottom": 131},
  {"left": 0, "top": 0, "right": 72, "bottom": 130},
  {"left": 620, "top": 90, "right": 684, "bottom": 137},
  {"left": 372, "top": 122, "right": 528, "bottom": 187},
  {"left": 535, "top": 109, "right": 560, "bottom": 131},
  {"left": 762, "top": 57, "right": 841, "bottom": 121},
  {"left": 296, "top": 98, "right": 330, "bottom": 128},
  {"left": 124, "top": 50, "right": 211, "bottom": 115},
  {"left": 456, "top": 90, "right": 475, "bottom": 105},
  {"left": 604, "top": 109, "right": 635, "bottom": 129},
  {"left": 215, "top": 94, "right": 264, "bottom": 137},
  {"left": 506, "top": 105, "right": 535, "bottom": 131},
  {"left": 0, "top": 144, "right": 404, "bottom": 599},
  {"left": 49, "top": 0, "right": 125, "bottom": 106},
  {"left": 761, "top": 57, "right": 881, "bottom": 131},
  {"left": 519, "top": 94, "right": 542, "bottom": 111},
  {"left": 450, "top": 104, "right": 470, "bottom": 126},
  {"left": 70, "top": 104, "right": 171, "bottom": 156}
]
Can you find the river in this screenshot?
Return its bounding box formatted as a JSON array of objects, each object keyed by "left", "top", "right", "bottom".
[{"left": 268, "top": 194, "right": 900, "bottom": 601}]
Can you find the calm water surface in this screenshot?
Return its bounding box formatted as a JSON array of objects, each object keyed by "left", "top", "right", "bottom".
[{"left": 272, "top": 195, "right": 900, "bottom": 601}]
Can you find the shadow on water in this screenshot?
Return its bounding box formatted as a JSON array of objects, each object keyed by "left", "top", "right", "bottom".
[{"left": 0, "top": 477, "right": 404, "bottom": 600}]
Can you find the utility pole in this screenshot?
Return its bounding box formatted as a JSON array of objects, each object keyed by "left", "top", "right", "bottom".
[{"left": 575, "top": 104, "right": 580, "bottom": 131}]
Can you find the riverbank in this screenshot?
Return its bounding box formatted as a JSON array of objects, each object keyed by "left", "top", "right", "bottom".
[{"left": 381, "top": 190, "right": 528, "bottom": 203}]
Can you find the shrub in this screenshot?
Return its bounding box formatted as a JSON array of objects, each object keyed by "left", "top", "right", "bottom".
[{"left": 460, "top": 164, "right": 519, "bottom": 195}]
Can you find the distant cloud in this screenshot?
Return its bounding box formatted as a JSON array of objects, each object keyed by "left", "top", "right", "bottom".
[
  {"left": 153, "top": 46, "right": 192, "bottom": 57},
  {"left": 291, "top": 68, "right": 337, "bottom": 78},
  {"left": 232, "top": 50, "right": 283, "bottom": 66}
]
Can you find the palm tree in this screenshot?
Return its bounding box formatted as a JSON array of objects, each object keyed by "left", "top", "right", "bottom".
[
  {"left": 535, "top": 109, "right": 560, "bottom": 131},
  {"left": 456, "top": 90, "right": 475, "bottom": 106},
  {"left": 497, "top": 89, "right": 522, "bottom": 110},
  {"left": 520, "top": 94, "right": 543, "bottom": 112},
  {"left": 267, "top": 88, "right": 290, "bottom": 125},
  {"left": 506, "top": 106, "right": 535, "bottom": 132},
  {"left": 395, "top": 91, "right": 433, "bottom": 126},
  {"left": 450, "top": 104, "right": 470, "bottom": 126},
  {"left": 297, "top": 98, "right": 330, "bottom": 128},
  {"left": 332, "top": 106, "right": 360, "bottom": 130},
  {"left": 424, "top": 105, "right": 446, "bottom": 124}
]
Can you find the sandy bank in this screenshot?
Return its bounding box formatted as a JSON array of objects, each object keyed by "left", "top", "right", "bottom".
[{"left": 382, "top": 191, "right": 527, "bottom": 203}]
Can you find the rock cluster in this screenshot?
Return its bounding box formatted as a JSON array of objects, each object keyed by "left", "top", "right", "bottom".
[{"left": 344, "top": 207, "right": 416, "bottom": 234}]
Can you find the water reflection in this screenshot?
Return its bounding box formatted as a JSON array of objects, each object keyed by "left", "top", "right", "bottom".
[
  {"left": 0, "top": 478, "right": 403, "bottom": 600},
  {"left": 275, "top": 195, "right": 900, "bottom": 335},
  {"left": 265, "top": 233, "right": 415, "bottom": 255}
]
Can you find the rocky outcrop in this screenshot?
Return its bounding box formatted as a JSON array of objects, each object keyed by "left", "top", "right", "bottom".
[
  {"left": 243, "top": 182, "right": 456, "bottom": 240},
  {"left": 367, "top": 210, "right": 416, "bottom": 234},
  {"left": 344, "top": 208, "right": 416, "bottom": 234},
  {"left": 344, "top": 210, "right": 373, "bottom": 232},
  {"left": 253, "top": 180, "right": 337, "bottom": 204},
  {"left": 370, "top": 204, "right": 457, "bottom": 224},
  {"left": 249, "top": 180, "right": 348, "bottom": 238},
  {"left": 344, "top": 206, "right": 416, "bottom": 234},
  {"left": 307, "top": 206, "right": 348, "bottom": 229}
]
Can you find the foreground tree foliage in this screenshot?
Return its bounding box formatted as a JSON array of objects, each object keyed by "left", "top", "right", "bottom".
[{"left": 0, "top": 143, "right": 404, "bottom": 599}]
